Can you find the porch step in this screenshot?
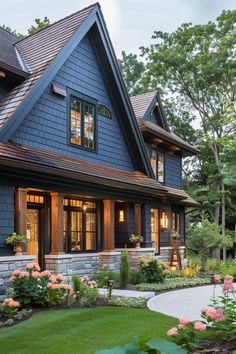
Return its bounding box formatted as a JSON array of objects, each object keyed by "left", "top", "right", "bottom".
[{"left": 98, "top": 288, "right": 155, "bottom": 299}]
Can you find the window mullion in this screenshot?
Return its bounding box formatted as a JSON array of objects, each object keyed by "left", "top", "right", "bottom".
[{"left": 81, "top": 101, "right": 84, "bottom": 147}]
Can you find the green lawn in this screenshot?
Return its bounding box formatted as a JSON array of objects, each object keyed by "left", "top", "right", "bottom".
[{"left": 0, "top": 307, "right": 177, "bottom": 354}]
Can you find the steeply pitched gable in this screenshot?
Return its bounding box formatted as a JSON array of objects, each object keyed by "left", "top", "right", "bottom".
[{"left": 0, "top": 3, "right": 153, "bottom": 177}]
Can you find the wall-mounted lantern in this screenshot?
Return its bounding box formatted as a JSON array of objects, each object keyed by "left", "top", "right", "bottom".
[
  {"left": 160, "top": 211, "right": 168, "bottom": 231},
  {"left": 119, "top": 209, "right": 124, "bottom": 222}
]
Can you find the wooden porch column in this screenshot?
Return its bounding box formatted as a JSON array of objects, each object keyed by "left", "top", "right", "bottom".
[
  {"left": 51, "top": 192, "right": 65, "bottom": 255},
  {"left": 134, "top": 203, "right": 142, "bottom": 235},
  {"left": 103, "top": 200, "right": 115, "bottom": 251},
  {"left": 15, "top": 188, "right": 27, "bottom": 235}
]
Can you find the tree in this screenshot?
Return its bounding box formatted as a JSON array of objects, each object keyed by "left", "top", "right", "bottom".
[
  {"left": 118, "top": 51, "right": 145, "bottom": 96},
  {"left": 187, "top": 218, "right": 233, "bottom": 270},
  {"left": 1, "top": 17, "right": 50, "bottom": 39},
  {"left": 139, "top": 10, "right": 236, "bottom": 260}
]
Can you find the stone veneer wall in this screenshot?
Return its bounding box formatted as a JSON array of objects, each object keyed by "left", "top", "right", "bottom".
[
  {"left": 0, "top": 256, "right": 36, "bottom": 287},
  {"left": 45, "top": 252, "right": 121, "bottom": 279}
]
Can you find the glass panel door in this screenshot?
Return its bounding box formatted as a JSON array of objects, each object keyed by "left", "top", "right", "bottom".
[
  {"left": 151, "top": 208, "right": 159, "bottom": 252},
  {"left": 86, "top": 212, "right": 96, "bottom": 251},
  {"left": 27, "top": 209, "right": 39, "bottom": 263},
  {"left": 71, "top": 211, "right": 83, "bottom": 251}
]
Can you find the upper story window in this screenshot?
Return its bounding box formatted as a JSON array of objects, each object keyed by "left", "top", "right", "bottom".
[
  {"left": 98, "top": 105, "right": 111, "bottom": 118},
  {"left": 70, "top": 96, "right": 96, "bottom": 150},
  {"left": 150, "top": 147, "right": 165, "bottom": 183}
]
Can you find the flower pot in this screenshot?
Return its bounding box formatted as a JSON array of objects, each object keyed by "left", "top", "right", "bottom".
[
  {"left": 135, "top": 243, "right": 141, "bottom": 249},
  {"left": 14, "top": 242, "right": 23, "bottom": 256}
]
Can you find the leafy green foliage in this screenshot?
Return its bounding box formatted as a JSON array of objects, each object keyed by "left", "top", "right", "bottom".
[
  {"left": 137, "top": 277, "right": 211, "bottom": 292},
  {"left": 92, "top": 269, "right": 120, "bottom": 288},
  {"left": 71, "top": 274, "right": 81, "bottom": 294},
  {"left": 79, "top": 281, "right": 98, "bottom": 307},
  {"left": 108, "top": 296, "right": 146, "bottom": 308},
  {"left": 138, "top": 255, "right": 168, "bottom": 283},
  {"left": 96, "top": 336, "right": 187, "bottom": 354},
  {"left": 129, "top": 271, "right": 145, "bottom": 284},
  {"left": 187, "top": 218, "right": 233, "bottom": 268},
  {"left": 1, "top": 17, "right": 50, "bottom": 39},
  {"left": 120, "top": 249, "right": 130, "bottom": 289}
]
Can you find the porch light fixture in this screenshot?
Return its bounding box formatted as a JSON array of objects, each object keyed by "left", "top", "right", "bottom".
[
  {"left": 119, "top": 210, "right": 124, "bottom": 222},
  {"left": 83, "top": 202, "right": 87, "bottom": 211},
  {"left": 160, "top": 211, "right": 168, "bottom": 231},
  {"left": 0, "top": 71, "right": 6, "bottom": 78}
]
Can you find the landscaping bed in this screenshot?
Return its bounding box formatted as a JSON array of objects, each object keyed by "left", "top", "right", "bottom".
[{"left": 137, "top": 277, "right": 212, "bottom": 292}]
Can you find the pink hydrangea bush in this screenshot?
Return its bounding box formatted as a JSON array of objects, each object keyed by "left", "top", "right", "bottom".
[
  {"left": 9, "top": 263, "right": 71, "bottom": 307},
  {"left": 1, "top": 298, "right": 20, "bottom": 318},
  {"left": 78, "top": 276, "right": 98, "bottom": 307},
  {"left": 167, "top": 274, "right": 235, "bottom": 350}
]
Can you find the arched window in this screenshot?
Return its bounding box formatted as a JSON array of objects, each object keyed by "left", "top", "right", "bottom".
[{"left": 98, "top": 105, "right": 111, "bottom": 118}]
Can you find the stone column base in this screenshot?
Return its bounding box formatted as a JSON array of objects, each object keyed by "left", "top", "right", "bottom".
[
  {"left": 160, "top": 246, "right": 186, "bottom": 264},
  {"left": 116, "top": 248, "right": 155, "bottom": 271},
  {"left": 99, "top": 252, "right": 121, "bottom": 272},
  {"left": 0, "top": 255, "right": 36, "bottom": 287}
]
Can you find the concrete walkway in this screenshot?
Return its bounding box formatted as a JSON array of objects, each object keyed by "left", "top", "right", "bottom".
[
  {"left": 147, "top": 284, "right": 234, "bottom": 320},
  {"left": 99, "top": 288, "right": 155, "bottom": 299}
]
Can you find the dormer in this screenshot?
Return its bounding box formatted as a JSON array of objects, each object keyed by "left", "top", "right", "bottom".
[{"left": 0, "top": 27, "right": 29, "bottom": 98}]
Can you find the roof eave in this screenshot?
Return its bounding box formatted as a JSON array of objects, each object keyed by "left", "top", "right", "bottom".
[{"left": 0, "top": 60, "right": 29, "bottom": 79}]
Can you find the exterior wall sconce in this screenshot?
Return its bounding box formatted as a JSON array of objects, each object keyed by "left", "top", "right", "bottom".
[
  {"left": 160, "top": 211, "right": 168, "bottom": 231},
  {"left": 83, "top": 202, "right": 87, "bottom": 211},
  {"left": 119, "top": 209, "right": 124, "bottom": 222}
]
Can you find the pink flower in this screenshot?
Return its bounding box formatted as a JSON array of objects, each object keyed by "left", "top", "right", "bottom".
[
  {"left": 3, "top": 298, "right": 13, "bottom": 304},
  {"left": 194, "top": 321, "right": 206, "bottom": 331},
  {"left": 201, "top": 308, "right": 208, "bottom": 314},
  {"left": 80, "top": 276, "right": 89, "bottom": 282},
  {"left": 49, "top": 275, "right": 57, "bottom": 284},
  {"left": 47, "top": 283, "right": 53, "bottom": 288},
  {"left": 167, "top": 327, "right": 178, "bottom": 336},
  {"left": 12, "top": 269, "right": 21, "bottom": 276},
  {"left": 26, "top": 263, "right": 34, "bottom": 270},
  {"left": 19, "top": 271, "right": 29, "bottom": 277},
  {"left": 223, "top": 282, "right": 234, "bottom": 292},
  {"left": 8, "top": 300, "right": 20, "bottom": 308},
  {"left": 33, "top": 263, "right": 41, "bottom": 271},
  {"left": 178, "top": 324, "right": 186, "bottom": 330},
  {"left": 40, "top": 270, "right": 51, "bottom": 278},
  {"left": 206, "top": 308, "right": 224, "bottom": 322},
  {"left": 213, "top": 274, "right": 221, "bottom": 283},
  {"left": 56, "top": 274, "right": 64, "bottom": 282},
  {"left": 10, "top": 276, "right": 16, "bottom": 283},
  {"left": 60, "top": 284, "right": 71, "bottom": 290},
  {"left": 179, "top": 318, "right": 190, "bottom": 327},
  {"left": 224, "top": 275, "right": 233, "bottom": 282},
  {"left": 31, "top": 271, "right": 41, "bottom": 279}
]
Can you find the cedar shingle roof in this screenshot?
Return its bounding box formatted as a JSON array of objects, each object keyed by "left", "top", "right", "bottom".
[
  {"left": 0, "top": 3, "right": 97, "bottom": 129},
  {"left": 0, "top": 141, "right": 168, "bottom": 195},
  {"left": 130, "top": 91, "right": 156, "bottom": 123}
]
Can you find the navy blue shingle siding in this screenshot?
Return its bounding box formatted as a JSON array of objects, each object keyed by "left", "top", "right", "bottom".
[{"left": 0, "top": 184, "right": 14, "bottom": 249}]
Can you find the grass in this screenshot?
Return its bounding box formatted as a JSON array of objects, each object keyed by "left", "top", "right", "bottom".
[{"left": 0, "top": 307, "right": 177, "bottom": 354}]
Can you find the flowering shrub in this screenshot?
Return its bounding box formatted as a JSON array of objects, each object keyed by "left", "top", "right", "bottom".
[
  {"left": 201, "top": 274, "right": 235, "bottom": 345},
  {"left": 167, "top": 274, "right": 236, "bottom": 350},
  {"left": 167, "top": 318, "right": 206, "bottom": 350},
  {"left": 78, "top": 276, "right": 98, "bottom": 306},
  {"left": 180, "top": 261, "right": 200, "bottom": 278},
  {"left": 138, "top": 255, "right": 169, "bottom": 283},
  {"left": 137, "top": 277, "right": 211, "bottom": 291},
  {"left": 9, "top": 263, "right": 71, "bottom": 307},
  {"left": 1, "top": 298, "right": 20, "bottom": 318}
]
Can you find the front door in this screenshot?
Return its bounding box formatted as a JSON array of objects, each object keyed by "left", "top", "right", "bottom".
[
  {"left": 26, "top": 193, "right": 49, "bottom": 269},
  {"left": 151, "top": 208, "right": 159, "bottom": 253}
]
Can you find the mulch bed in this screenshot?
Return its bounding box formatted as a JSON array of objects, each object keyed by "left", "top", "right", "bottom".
[{"left": 189, "top": 339, "right": 233, "bottom": 353}]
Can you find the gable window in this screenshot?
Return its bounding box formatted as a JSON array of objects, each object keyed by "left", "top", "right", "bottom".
[
  {"left": 98, "top": 105, "right": 111, "bottom": 118},
  {"left": 70, "top": 96, "right": 96, "bottom": 150},
  {"left": 150, "top": 147, "right": 165, "bottom": 182}
]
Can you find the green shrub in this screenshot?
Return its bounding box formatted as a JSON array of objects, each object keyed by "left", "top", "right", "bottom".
[
  {"left": 138, "top": 255, "right": 169, "bottom": 283},
  {"left": 129, "top": 271, "right": 145, "bottom": 284},
  {"left": 137, "top": 277, "right": 211, "bottom": 292},
  {"left": 120, "top": 249, "right": 130, "bottom": 289},
  {"left": 71, "top": 274, "right": 81, "bottom": 295},
  {"left": 92, "top": 269, "right": 119, "bottom": 288},
  {"left": 78, "top": 276, "right": 99, "bottom": 307},
  {"left": 108, "top": 296, "right": 146, "bottom": 308}
]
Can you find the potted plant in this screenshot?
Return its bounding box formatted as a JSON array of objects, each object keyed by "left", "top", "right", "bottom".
[
  {"left": 6, "top": 232, "right": 28, "bottom": 256},
  {"left": 129, "top": 234, "right": 143, "bottom": 248}
]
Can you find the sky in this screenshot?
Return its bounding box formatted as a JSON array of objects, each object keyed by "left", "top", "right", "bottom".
[{"left": 1, "top": 0, "right": 235, "bottom": 58}]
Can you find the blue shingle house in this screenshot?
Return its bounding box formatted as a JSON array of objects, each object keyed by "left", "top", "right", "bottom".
[{"left": 0, "top": 3, "right": 198, "bottom": 280}]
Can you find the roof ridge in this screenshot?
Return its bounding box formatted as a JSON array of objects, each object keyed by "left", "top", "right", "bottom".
[
  {"left": 14, "top": 2, "right": 99, "bottom": 45},
  {"left": 0, "top": 26, "right": 19, "bottom": 40},
  {"left": 130, "top": 90, "right": 157, "bottom": 100}
]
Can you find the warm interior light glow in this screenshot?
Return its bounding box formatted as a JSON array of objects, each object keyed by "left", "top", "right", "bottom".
[
  {"left": 160, "top": 211, "right": 168, "bottom": 229},
  {"left": 119, "top": 210, "right": 124, "bottom": 222},
  {"left": 0, "top": 71, "right": 6, "bottom": 78},
  {"left": 83, "top": 202, "right": 87, "bottom": 211}
]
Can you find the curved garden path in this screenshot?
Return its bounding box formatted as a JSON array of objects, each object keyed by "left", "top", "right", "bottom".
[{"left": 147, "top": 284, "right": 235, "bottom": 320}]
